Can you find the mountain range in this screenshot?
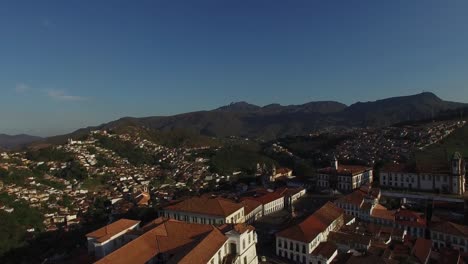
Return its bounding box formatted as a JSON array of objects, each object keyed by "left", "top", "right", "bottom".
[
  {"left": 2, "top": 92, "right": 467, "bottom": 149},
  {"left": 0, "top": 134, "right": 43, "bottom": 150}
]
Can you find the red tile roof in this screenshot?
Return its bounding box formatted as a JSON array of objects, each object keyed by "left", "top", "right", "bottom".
[
  {"left": 318, "top": 164, "right": 371, "bottom": 176},
  {"left": 240, "top": 199, "right": 262, "bottom": 215},
  {"left": 164, "top": 196, "right": 243, "bottom": 217},
  {"left": 86, "top": 219, "right": 140, "bottom": 243},
  {"left": 95, "top": 218, "right": 227, "bottom": 264},
  {"left": 241, "top": 190, "right": 283, "bottom": 205},
  {"left": 412, "top": 238, "right": 432, "bottom": 264},
  {"left": 277, "top": 202, "right": 343, "bottom": 243},
  {"left": 395, "top": 209, "right": 426, "bottom": 228},
  {"left": 311, "top": 241, "right": 337, "bottom": 259},
  {"left": 335, "top": 190, "right": 365, "bottom": 206},
  {"left": 431, "top": 221, "right": 468, "bottom": 237}
]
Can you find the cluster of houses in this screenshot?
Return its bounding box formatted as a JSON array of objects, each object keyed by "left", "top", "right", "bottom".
[
  {"left": 85, "top": 185, "right": 306, "bottom": 264},
  {"left": 379, "top": 152, "right": 466, "bottom": 195},
  {"left": 0, "top": 160, "right": 90, "bottom": 231},
  {"left": 276, "top": 183, "right": 468, "bottom": 263},
  {"left": 316, "top": 157, "right": 373, "bottom": 191},
  {"left": 329, "top": 120, "right": 466, "bottom": 166}
]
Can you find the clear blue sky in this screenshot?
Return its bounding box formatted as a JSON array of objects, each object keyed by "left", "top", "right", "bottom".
[{"left": 1, "top": 0, "right": 468, "bottom": 136}]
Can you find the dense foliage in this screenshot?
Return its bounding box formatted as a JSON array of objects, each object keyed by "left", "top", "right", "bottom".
[
  {"left": 0, "top": 168, "right": 33, "bottom": 186},
  {"left": 0, "top": 193, "right": 44, "bottom": 257},
  {"left": 208, "top": 142, "right": 275, "bottom": 175},
  {"left": 25, "top": 147, "right": 73, "bottom": 162},
  {"left": 55, "top": 160, "right": 88, "bottom": 181}
]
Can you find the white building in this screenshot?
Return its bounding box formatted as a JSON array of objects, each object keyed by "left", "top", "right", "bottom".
[
  {"left": 430, "top": 221, "right": 468, "bottom": 252},
  {"left": 317, "top": 158, "right": 373, "bottom": 191},
  {"left": 240, "top": 199, "right": 263, "bottom": 224},
  {"left": 93, "top": 218, "right": 259, "bottom": 264},
  {"left": 86, "top": 219, "right": 140, "bottom": 259},
  {"left": 161, "top": 196, "right": 245, "bottom": 225},
  {"left": 275, "top": 202, "right": 344, "bottom": 263},
  {"left": 240, "top": 187, "right": 305, "bottom": 218},
  {"left": 380, "top": 152, "right": 465, "bottom": 195}
]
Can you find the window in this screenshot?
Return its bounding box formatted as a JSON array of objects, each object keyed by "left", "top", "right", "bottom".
[
  {"left": 302, "top": 245, "right": 306, "bottom": 253},
  {"left": 243, "top": 239, "right": 245, "bottom": 250}
]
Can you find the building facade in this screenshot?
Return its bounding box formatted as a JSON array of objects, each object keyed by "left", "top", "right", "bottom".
[
  {"left": 275, "top": 202, "right": 344, "bottom": 264},
  {"left": 430, "top": 221, "right": 468, "bottom": 252},
  {"left": 86, "top": 219, "right": 140, "bottom": 259},
  {"left": 317, "top": 158, "right": 373, "bottom": 191},
  {"left": 380, "top": 152, "right": 466, "bottom": 195},
  {"left": 161, "top": 196, "right": 245, "bottom": 225},
  {"left": 91, "top": 218, "right": 259, "bottom": 264}
]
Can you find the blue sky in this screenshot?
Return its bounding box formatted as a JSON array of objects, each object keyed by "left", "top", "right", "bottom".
[{"left": 1, "top": 0, "right": 468, "bottom": 136}]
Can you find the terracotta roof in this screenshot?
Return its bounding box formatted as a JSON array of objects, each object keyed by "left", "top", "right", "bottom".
[
  {"left": 164, "top": 196, "right": 243, "bottom": 217},
  {"left": 95, "top": 218, "right": 227, "bottom": 264},
  {"left": 135, "top": 192, "right": 150, "bottom": 206},
  {"left": 277, "top": 187, "right": 305, "bottom": 197},
  {"left": 232, "top": 223, "right": 255, "bottom": 234},
  {"left": 311, "top": 241, "right": 337, "bottom": 259},
  {"left": 335, "top": 190, "right": 365, "bottom": 206},
  {"left": 240, "top": 199, "right": 262, "bottom": 215},
  {"left": 431, "top": 221, "right": 468, "bottom": 237},
  {"left": 318, "top": 164, "right": 371, "bottom": 176},
  {"left": 382, "top": 162, "right": 452, "bottom": 175},
  {"left": 86, "top": 219, "right": 140, "bottom": 243},
  {"left": 371, "top": 205, "right": 395, "bottom": 221},
  {"left": 328, "top": 231, "right": 371, "bottom": 247},
  {"left": 241, "top": 189, "right": 284, "bottom": 205},
  {"left": 412, "top": 238, "right": 432, "bottom": 264},
  {"left": 395, "top": 209, "right": 426, "bottom": 228},
  {"left": 346, "top": 254, "right": 398, "bottom": 264},
  {"left": 276, "top": 202, "right": 343, "bottom": 243}
]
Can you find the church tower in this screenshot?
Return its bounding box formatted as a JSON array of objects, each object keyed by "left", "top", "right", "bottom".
[
  {"left": 451, "top": 152, "right": 465, "bottom": 195},
  {"left": 332, "top": 156, "right": 338, "bottom": 170}
]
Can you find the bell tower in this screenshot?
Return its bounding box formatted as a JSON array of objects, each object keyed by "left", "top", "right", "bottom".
[
  {"left": 452, "top": 152, "right": 462, "bottom": 175},
  {"left": 332, "top": 156, "right": 338, "bottom": 170}
]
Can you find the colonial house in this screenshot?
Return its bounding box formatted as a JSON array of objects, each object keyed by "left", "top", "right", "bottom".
[
  {"left": 241, "top": 189, "right": 284, "bottom": 216},
  {"left": 430, "top": 221, "right": 468, "bottom": 252},
  {"left": 86, "top": 219, "right": 140, "bottom": 259},
  {"left": 275, "top": 202, "right": 344, "bottom": 264},
  {"left": 334, "top": 186, "right": 425, "bottom": 238},
  {"left": 379, "top": 152, "right": 466, "bottom": 195},
  {"left": 334, "top": 184, "right": 380, "bottom": 218},
  {"left": 240, "top": 199, "right": 263, "bottom": 224},
  {"left": 317, "top": 157, "right": 373, "bottom": 191},
  {"left": 93, "top": 217, "right": 259, "bottom": 264},
  {"left": 394, "top": 209, "right": 427, "bottom": 238},
  {"left": 160, "top": 196, "right": 245, "bottom": 225},
  {"left": 309, "top": 241, "right": 338, "bottom": 264}
]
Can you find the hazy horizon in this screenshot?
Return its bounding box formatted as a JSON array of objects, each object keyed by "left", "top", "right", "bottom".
[{"left": 2, "top": 0, "right": 468, "bottom": 136}]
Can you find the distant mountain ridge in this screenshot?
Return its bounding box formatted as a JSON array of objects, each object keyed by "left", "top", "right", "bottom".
[
  {"left": 215, "top": 101, "right": 347, "bottom": 114},
  {"left": 0, "top": 134, "right": 42, "bottom": 150},
  {"left": 35, "top": 92, "right": 468, "bottom": 146}
]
